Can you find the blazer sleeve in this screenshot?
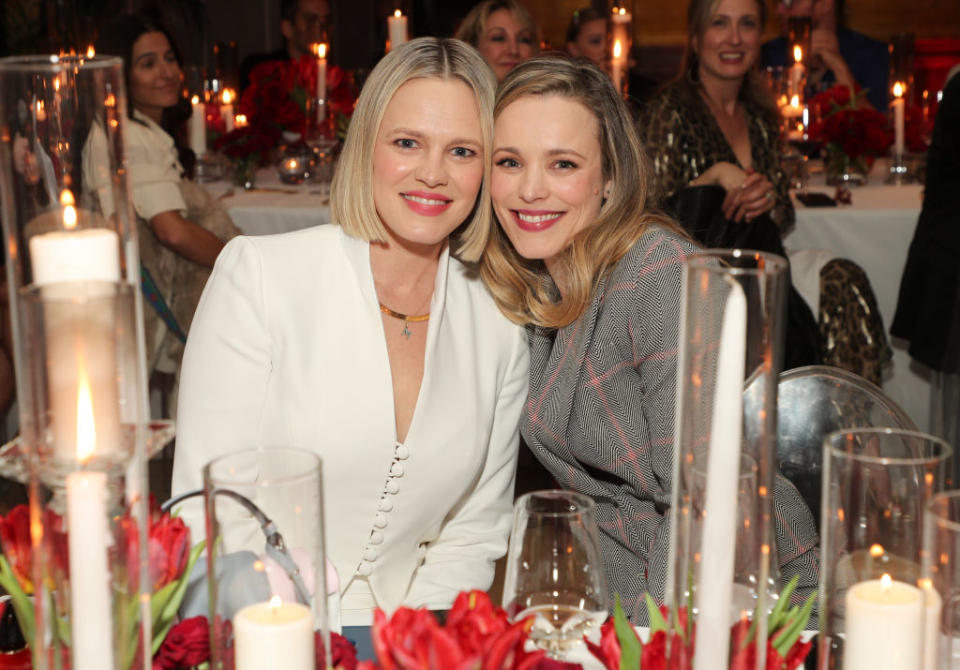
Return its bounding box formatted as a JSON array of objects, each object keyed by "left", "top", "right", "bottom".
[
  {"left": 402, "top": 325, "right": 529, "bottom": 609},
  {"left": 170, "top": 236, "right": 272, "bottom": 533}
]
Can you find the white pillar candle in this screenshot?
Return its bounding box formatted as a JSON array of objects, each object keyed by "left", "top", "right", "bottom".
[
  {"left": 234, "top": 598, "right": 315, "bottom": 670},
  {"left": 892, "top": 82, "right": 906, "bottom": 160},
  {"left": 67, "top": 470, "right": 114, "bottom": 670},
  {"left": 844, "top": 575, "right": 924, "bottom": 670},
  {"left": 66, "top": 382, "right": 115, "bottom": 670},
  {"left": 387, "top": 11, "right": 408, "bottom": 52},
  {"left": 189, "top": 95, "right": 206, "bottom": 157},
  {"left": 921, "top": 580, "right": 942, "bottom": 670},
  {"left": 693, "top": 279, "right": 747, "bottom": 670},
  {"left": 221, "top": 89, "right": 235, "bottom": 133},
  {"left": 314, "top": 43, "right": 328, "bottom": 123},
  {"left": 29, "top": 228, "right": 120, "bottom": 285},
  {"left": 611, "top": 8, "right": 631, "bottom": 95}
]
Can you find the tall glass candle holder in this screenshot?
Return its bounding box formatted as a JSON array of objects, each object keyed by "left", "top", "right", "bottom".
[
  {"left": 12, "top": 282, "right": 149, "bottom": 670},
  {"left": 203, "top": 448, "right": 330, "bottom": 670},
  {"left": 922, "top": 490, "right": 960, "bottom": 670},
  {"left": 819, "top": 428, "right": 951, "bottom": 670},
  {"left": 668, "top": 250, "right": 788, "bottom": 670},
  {"left": 0, "top": 54, "right": 150, "bottom": 670}
]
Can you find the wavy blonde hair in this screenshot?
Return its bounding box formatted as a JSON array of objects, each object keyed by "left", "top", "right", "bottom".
[
  {"left": 454, "top": 0, "right": 540, "bottom": 51},
  {"left": 480, "top": 56, "right": 681, "bottom": 328},
  {"left": 330, "top": 37, "right": 496, "bottom": 262}
]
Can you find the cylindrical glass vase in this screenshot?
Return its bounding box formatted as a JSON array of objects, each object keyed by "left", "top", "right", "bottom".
[
  {"left": 204, "top": 448, "right": 329, "bottom": 670},
  {"left": 12, "top": 282, "right": 149, "bottom": 670},
  {"left": 820, "top": 428, "right": 951, "bottom": 670},
  {"left": 668, "top": 250, "right": 788, "bottom": 670}
]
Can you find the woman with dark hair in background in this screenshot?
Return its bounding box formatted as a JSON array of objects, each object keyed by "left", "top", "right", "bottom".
[
  {"left": 565, "top": 7, "right": 607, "bottom": 68},
  {"left": 87, "top": 13, "right": 239, "bottom": 409}
]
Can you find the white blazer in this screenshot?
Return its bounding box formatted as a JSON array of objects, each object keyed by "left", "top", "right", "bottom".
[{"left": 171, "top": 225, "right": 528, "bottom": 624}]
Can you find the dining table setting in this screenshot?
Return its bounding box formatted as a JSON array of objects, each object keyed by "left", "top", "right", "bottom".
[{"left": 0, "top": 12, "right": 957, "bottom": 670}]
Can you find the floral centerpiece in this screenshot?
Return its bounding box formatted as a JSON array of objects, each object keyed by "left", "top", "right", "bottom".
[
  {"left": 808, "top": 84, "right": 893, "bottom": 186},
  {"left": 588, "top": 578, "right": 815, "bottom": 670},
  {"left": 212, "top": 55, "right": 355, "bottom": 184}
]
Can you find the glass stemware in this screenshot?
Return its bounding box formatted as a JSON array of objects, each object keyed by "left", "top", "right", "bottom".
[{"left": 502, "top": 490, "right": 608, "bottom": 657}]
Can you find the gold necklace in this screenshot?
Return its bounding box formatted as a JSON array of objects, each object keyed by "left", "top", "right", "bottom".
[{"left": 379, "top": 303, "right": 430, "bottom": 339}]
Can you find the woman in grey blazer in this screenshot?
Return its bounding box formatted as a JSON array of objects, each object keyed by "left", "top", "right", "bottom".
[{"left": 480, "top": 56, "right": 819, "bottom": 623}]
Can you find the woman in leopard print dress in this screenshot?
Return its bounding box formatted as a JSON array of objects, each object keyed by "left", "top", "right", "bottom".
[{"left": 640, "top": 0, "right": 890, "bottom": 383}]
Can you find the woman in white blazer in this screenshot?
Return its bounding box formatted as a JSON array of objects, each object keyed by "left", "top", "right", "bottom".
[{"left": 171, "top": 38, "right": 528, "bottom": 629}]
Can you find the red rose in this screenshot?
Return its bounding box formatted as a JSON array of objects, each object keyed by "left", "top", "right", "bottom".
[
  {"left": 317, "top": 631, "right": 358, "bottom": 670},
  {"left": 153, "top": 616, "right": 209, "bottom": 670}
]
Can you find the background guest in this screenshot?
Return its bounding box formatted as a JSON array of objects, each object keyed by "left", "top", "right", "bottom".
[
  {"left": 455, "top": 0, "right": 539, "bottom": 82},
  {"left": 239, "top": 0, "right": 332, "bottom": 91},
  {"left": 642, "top": 0, "right": 891, "bottom": 380},
  {"left": 761, "top": 0, "right": 888, "bottom": 110},
  {"left": 565, "top": 6, "right": 606, "bottom": 68},
  {"left": 91, "top": 13, "right": 240, "bottom": 412},
  {"left": 481, "top": 55, "right": 819, "bottom": 621}
]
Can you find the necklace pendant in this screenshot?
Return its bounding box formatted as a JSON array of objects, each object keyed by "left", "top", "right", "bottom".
[{"left": 401, "top": 321, "right": 412, "bottom": 339}]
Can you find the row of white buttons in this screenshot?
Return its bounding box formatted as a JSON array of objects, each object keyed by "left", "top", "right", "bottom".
[{"left": 356, "top": 443, "right": 410, "bottom": 575}]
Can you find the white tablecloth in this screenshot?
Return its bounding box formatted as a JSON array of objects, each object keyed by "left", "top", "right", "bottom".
[
  {"left": 208, "top": 168, "right": 331, "bottom": 236},
  {"left": 783, "top": 163, "right": 930, "bottom": 430}
]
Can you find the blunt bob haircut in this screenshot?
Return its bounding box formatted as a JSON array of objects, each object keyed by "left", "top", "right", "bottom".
[
  {"left": 330, "top": 37, "right": 496, "bottom": 262},
  {"left": 454, "top": 0, "right": 540, "bottom": 51}
]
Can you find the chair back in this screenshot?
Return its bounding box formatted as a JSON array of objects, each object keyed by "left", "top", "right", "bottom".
[{"left": 747, "top": 365, "right": 917, "bottom": 526}]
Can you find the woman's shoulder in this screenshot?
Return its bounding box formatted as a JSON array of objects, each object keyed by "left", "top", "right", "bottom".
[{"left": 615, "top": 224, "right": 699, "bottom": 275}]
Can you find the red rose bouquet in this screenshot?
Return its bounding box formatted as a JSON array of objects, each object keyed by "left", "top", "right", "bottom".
[
  {"left": 0, "top": 500, "right": 205, "bottom": 669},
  {"left": 213, "top": 55, "right": 356, "bottom": 173},
  {"left": 808, "top": 84, "right": 892, "bottom": 182},
  {"left": 588, "top": 578, "right": 815, "bottom": 670},
  {"left": 357, "top": 590, "right": 580, "bottom": 670}
]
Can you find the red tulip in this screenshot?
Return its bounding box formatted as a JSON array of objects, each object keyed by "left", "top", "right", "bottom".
[
  {"left": 152, "top": 616, "right": 209, "bottom": 670},
  {"left": 0, "top": 504, "right": 68, "bottom": 594}
]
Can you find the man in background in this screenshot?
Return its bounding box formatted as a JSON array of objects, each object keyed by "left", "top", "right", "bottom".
[
  {"left": 762, "top": 0, "right": 888, "bottom": 110},
  {"left": 240, "top": 0, "right": 331, "bottom": 91}
]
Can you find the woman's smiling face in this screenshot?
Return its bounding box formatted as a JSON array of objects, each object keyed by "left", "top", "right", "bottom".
[{"left": 491, "top": 94, "right": 609, "bottom": 273}]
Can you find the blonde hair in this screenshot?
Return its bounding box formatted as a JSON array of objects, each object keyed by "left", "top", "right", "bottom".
[
  {"left": 329, "top": 37, "right": 496, "bottom": 262},
  {"left": 681, "top": 0, "right": 774, "bottom": 117},
  {"left": 480, "top": 56, "right": 682, "bottom": 328},
  {"left": 454, "top": 0, "right": 540, "bottom": 52}
]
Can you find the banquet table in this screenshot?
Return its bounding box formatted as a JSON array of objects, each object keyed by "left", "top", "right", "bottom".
[
  {"left": 207, "top": 168, "right": 332, "bottom": 236},
  {"left": 783, "top": 161, "right": 929, "bottom": 431}
]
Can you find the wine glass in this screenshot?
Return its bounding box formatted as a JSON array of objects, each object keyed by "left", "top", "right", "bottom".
[{"left": 502, "top": 490, "right": 608, "bottom": 657}]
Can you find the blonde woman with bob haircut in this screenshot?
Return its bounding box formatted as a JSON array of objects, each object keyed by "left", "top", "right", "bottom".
[
  {"left": 173, "top": 37, "right": 528, "bottom": 633},
  {"left": 455, "top": 0, "right": 540, "bottom": 81},
  {"left": 481, "top": 56, "right": 819, "bottom": 622}
]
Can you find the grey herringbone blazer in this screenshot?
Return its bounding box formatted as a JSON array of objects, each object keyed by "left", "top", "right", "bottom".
[{"left": 521, "top": 225, "right": 820, "bottom": 623}]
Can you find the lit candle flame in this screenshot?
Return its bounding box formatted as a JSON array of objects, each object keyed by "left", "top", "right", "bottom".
[
  {"left": 76, "top": 360, "right": 96, "bottom": 462},
  {"left": 617, "top": 7, "right": 626, "bottom": 15},
  {"left": 793, "top": 45, "right": 803, "bottom": 63},
  {"left": 613, "top": 39, "right": 622, "bottom": 59},
  {"left": 222, "top": 88, "right": 234, "bottom": 105},
  {"left": 86, "top": 45, "right": 95, "bottom": 59},
  {"left": 191, "top": 94, "right": 200, "bottom": 105},
  {"left": 269, "top": 595, "right": 282, "bottom": 610},
  {"left": 54, "top": 78, "right": 61, "bottom": 92},
  {"left": 314, "top": 43, "right": 327, "bottom": 59},
  {"left": 105, "top": 93, "right": 116, "bottom": 108},
  {"left": 880, "top": 573, "right": 893, "bottom": 589},
  {"left": 893, "top": 81, "right": 904, "bottom": 98},
  {"left": 790, "top": 94, "right": 800, "bottom": 109},
  {"left": 35, "top": 99, "right": 46, "bottom": 122},
  {"left": 235, "top": 113, "right": 248, "bottom": 127},
  {"left": 60, "top": 189, "right": 78, "bottom": 229},
  {"left": 394, "top": 9, "right": 402, "bottom": 18},
  {"left": 869, "top": 543, "right": 884, "bottom": 557}
]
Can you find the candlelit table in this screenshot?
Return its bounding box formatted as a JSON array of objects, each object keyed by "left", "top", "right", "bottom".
[
  {"left": 205, "top": 168, "right": 331, "bottom": 237},
  {"left": 783, "top": 161, "right": 929, "bottom": 430}
]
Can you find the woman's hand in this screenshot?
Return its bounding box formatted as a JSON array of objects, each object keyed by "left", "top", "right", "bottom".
[
  {"left": 723, "top": 170, "right": 777, "bottom": 223},
  {"left": 693, "top": 162, "right": 777, "bottom": 223}
]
